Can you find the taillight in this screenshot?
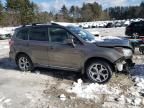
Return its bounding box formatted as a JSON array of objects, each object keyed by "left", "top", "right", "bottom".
[{"left": 9, "top": 39, "right": 14, "bottom": 47}]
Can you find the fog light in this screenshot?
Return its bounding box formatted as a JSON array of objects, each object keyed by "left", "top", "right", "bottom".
[{"left": 116, "top": 63, "right": 124, "bottom": 71}]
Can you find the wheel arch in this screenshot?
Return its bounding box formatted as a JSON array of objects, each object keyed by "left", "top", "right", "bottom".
[
  {"left": 15, "top": 52, "right": 31, "bottom": 64},
  {"left": 82, "top": 57, "right": 115, "bottom": 74}
]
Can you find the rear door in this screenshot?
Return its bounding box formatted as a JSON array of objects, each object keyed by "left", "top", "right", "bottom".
[
  {"left": 14, "top": 28, "right": 29, "bottom": 53},
  {"left": 28, "top": 26, "right": 49, "bottom": 65}
]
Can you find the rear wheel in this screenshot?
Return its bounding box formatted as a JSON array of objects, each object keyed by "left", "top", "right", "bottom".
[
  {"left": 86, "top": 61, "right": 112, "bottom": 84},
  {"left": 141, "top": 50, "right": 144, "bottom": 54},
  {"left": 16, "top": 54, "right": 33, "bottom": 72}
]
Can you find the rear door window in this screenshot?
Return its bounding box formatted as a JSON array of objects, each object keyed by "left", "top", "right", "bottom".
[
  {"left": 16, "top": 28, "right": 28, "bottom": 40},
  {"left": 29, "top": 27, "right": 48, "bottom": 41}
]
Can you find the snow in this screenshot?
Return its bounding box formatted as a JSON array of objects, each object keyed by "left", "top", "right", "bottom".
[
  {"left": 0, "top": 27, "right": 19, "bottom": 35},
  {"left": 101, "top": 36, "right": 123, "bottom": 40},
  {"left": 116, "top": 95, "right": 125, "bottom": 104},
  {"left": 89, "top": 30, "right": 100, "bottom": 36},
  {"left": 51, "top": 21, "right": 78, "bottom": 27},
  {"left": 67, "top": 79, "right": 121, "bottom": 101},
  {"left": 78, "top": 18, "right": 144, "bottom": 28},
  {"left": 0, "top": 96, "right": 11, "bottom": 108},
  {"left": 66, "top": 63, "right": 144, "bottom": 106},
  {"left": 59, "top": 94, "right": 66, "bottom": 101}
]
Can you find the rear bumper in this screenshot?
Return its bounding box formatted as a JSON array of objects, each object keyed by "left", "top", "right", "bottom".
[{"left": 9, "top": 50, "right": 15, "bottom": 62}]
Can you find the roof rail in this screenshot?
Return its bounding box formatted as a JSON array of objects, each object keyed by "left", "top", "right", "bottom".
[
  {"left": 51, "top": 22, "right": 61, "bottom": 26},
  {"left": 22, "top": 25, "right": 26, "bottom": 27},
  {"left": 21, "top": 23, "right": 45, "bottom": 27},
  {"left": 21, "top": 22, "right": 60, "bottom": 27},
  {"left": 32, "top": 23, "right": 43, "bottom": 26}
]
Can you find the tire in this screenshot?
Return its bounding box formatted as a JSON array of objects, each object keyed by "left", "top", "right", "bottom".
[
  {"left": 139, "top": 47, "right": 144, "bottom": 54},
  {"left": 85, "top": 61, "right": 112, "bottom": 84},
  {"left": 142, "top": 50, "right": 144, "bottom": 55},
  {"left": 16, "top": 54, "right": 34, "bottom": 72},
  {"left": 132, "top": 33, "right": 139, "bottom": 38},
  {"left": 139, "top": 47, "right": 142, "bottom": 53}
]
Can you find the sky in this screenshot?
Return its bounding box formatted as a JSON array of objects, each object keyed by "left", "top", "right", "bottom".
[
  {"left": 34, "top": 0, "right": 144, "bottom": 12},
  {"left": 1, "top": 0, "right": 144, "bottom": 12}
]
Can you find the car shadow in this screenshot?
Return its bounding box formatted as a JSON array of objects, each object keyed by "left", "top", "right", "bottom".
[
  {"left": 0, "top": 57, "right": 17, "bottom": 70},
  {"left": 0, "top": 57, "right": 144, "bottom": 82},
  {"left": 0, "top": 57, "right": 83, "bottom": 82}
]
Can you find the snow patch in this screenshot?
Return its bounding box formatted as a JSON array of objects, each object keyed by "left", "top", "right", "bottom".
[
  {"left": 67, "top": 79, "right": 121, "bottom": 100},
  {"left": 67, "top": 65, "right": 144, "bottom": 106},
  {"left": 59, "top": 94, "right": 66, "bottom": 101}
]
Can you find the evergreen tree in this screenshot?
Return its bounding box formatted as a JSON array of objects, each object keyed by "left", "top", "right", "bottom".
[
  {"left": 0, "top": 0, "right": 4, "bottom": 25},
  {"left": 5, "top": 0, "right": 37, "bottom": 25},
  {"left": 139, "top": 2, "right": 144, "bottom": 18},
  {"left": 60, "top": 5, "right": 69, "bottom": 21}
]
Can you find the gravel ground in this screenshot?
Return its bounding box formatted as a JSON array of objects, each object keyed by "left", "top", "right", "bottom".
[{"left": 0, "top": 27, "right": 144, "bottom": 108}]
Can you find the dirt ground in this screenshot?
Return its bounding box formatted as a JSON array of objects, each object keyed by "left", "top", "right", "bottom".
[{"left": 0, "top": 28, "right": 144, "bottom": 108}]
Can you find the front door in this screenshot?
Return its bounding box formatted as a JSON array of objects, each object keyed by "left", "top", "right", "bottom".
[{"left": 47, "top": 27, "right": 83, "bottom": 69}]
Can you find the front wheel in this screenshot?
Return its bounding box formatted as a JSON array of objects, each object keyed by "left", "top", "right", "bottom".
[
  {"left": 16, "top": 54, "right": 33, "bottom": 72},
  {"left": 139, "top": 46, "right": 144, "bottom": 54},
  {"left": 140, "top": 50, "right": 144, "bottom": 54},
  {"left": 86, "top": 61, "right": 112, "bottom": 84},
  {"left": 132, "top": 32, "right": 139, "bottom": 39}
]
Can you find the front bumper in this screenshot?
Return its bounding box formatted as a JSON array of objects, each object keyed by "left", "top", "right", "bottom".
[{"left": 115, "top": 57, "right": 135, "bottom": 73}]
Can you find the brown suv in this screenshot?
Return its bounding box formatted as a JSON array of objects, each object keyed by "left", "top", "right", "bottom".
[{"left": 9, "top": 23, "right": 134, "bottom": 83}]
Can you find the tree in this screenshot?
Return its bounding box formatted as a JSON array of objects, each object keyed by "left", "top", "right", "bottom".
[
  {"left": 0, "top": 0, "right": 3, "bottom": 25},
  {"left": 69, "top": 6, "right": 75, "bottom": 17},
  {"left": 0, "top": 1, "right": 3, "bottom": 22},
  {"left": 0, "top": 0, "right": 2, "bottom": 10},
  {"left": 0, "top": 0, "right": 3, "bottom": 15},
  {"left": 80, "top": 2, "right": 103, "bottom": 21},
  {"left": 5, "top": 0, "right": 38, "bottom": 25},
  {"left": 60, "top": 5, "right": 68, "bottom": 15},
  {"left": 35, "top": 12, "right": 54, "bottom": 23},
  {"left": 91, "top": 2, "right": 102, "bottom": 20},
  {"left": 81, "top": 3, "right": 93, "bottom": 21},
  {"left": 60, "top": 5, "right": 69, "bottom": 21},
  {"left": 139, "top": 2, "right": 144, "bottom": 18},
  {"left": 69, "top": 5, "right": 81, "bottom": 22},
  {"left": 105, "top": 1, "right": 144, "bottom": 20},
  {"left": 19, "top": 0, "right": 35, "bottom": 24}
]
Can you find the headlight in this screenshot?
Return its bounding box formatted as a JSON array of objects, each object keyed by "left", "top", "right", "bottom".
[
  {"left": 122, "top": 48, "right": 133, "bottom": 57},
  {"left": 115, "top": 47, "right": 132, "bottom": 57}
]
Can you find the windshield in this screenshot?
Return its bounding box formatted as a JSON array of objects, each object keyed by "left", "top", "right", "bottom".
[{"left": 67, "top": 26, "right": 96, "bottom": 43}]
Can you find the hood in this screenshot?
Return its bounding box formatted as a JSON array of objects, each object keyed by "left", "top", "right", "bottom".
[{"left": 95, "top": 37, "right": 132, "bottom": 49}]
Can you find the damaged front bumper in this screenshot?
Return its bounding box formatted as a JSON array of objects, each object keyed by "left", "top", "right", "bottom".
[{"left": 115, "top": 57, "right": 135, "bottom": 73}]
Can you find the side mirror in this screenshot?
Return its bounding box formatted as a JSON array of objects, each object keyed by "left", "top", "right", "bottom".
[{"left": 65, "top": 38, "right": 75, "bottom": 47}]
